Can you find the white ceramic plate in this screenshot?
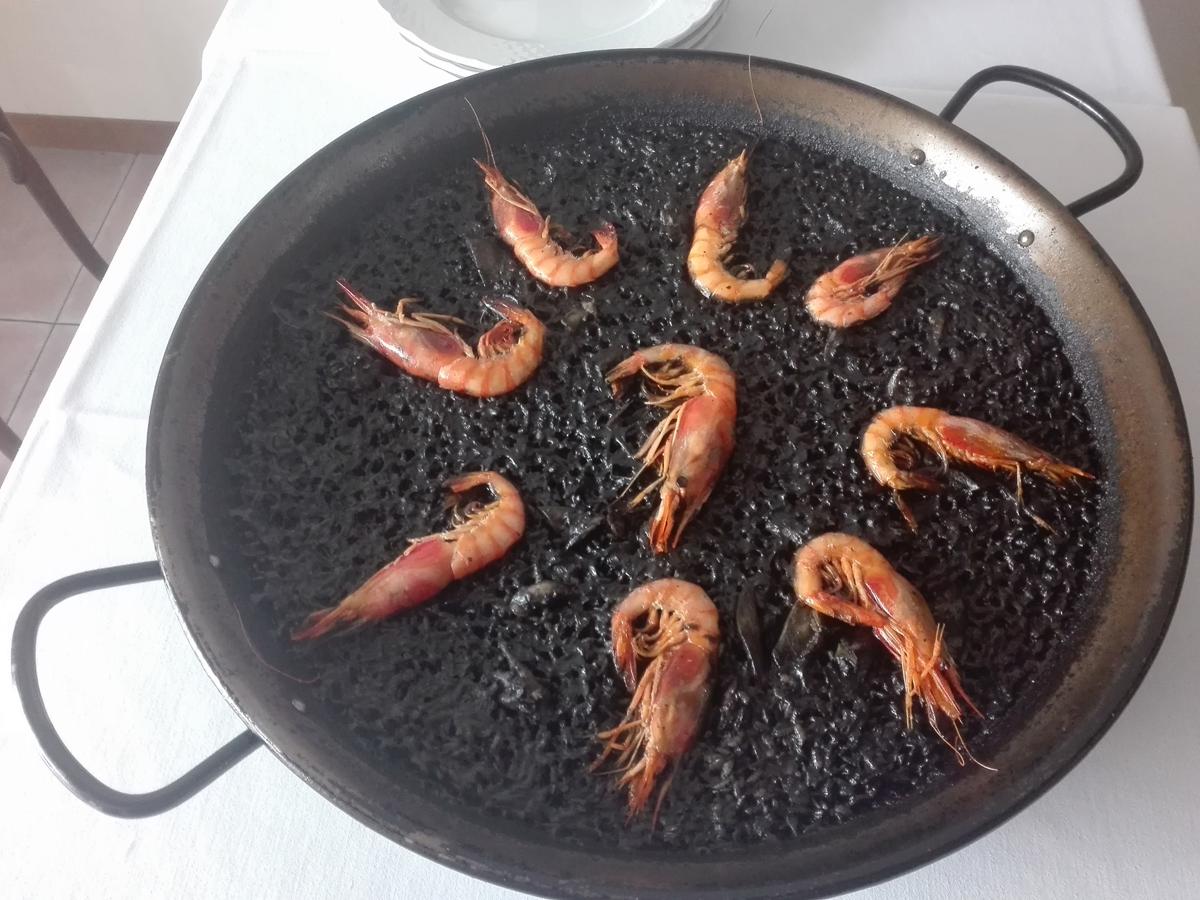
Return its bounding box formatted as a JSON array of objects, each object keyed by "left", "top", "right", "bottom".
[
  {"left": 380, "top": 0, "right": 724, "bottom": 72},
  {"left": 411, "top": 4, "right": 725, "bottom": 79}
]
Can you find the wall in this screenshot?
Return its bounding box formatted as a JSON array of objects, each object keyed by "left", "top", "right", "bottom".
[
  {"left": 1141, "top": 0, "right": 1200, "bottom": 138},
  {"left": 0, "top": 0, "right": 227, "bottom": 122}
]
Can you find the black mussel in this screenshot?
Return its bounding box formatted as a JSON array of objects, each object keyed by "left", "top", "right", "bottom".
[
  {"left": 495, "top": 642, "right": 544, "bottom": 708},
  {"left": 535, "top": 504, "right": 605, "bottom": 550},
  {"left": 565, "top": 515, "right": 606, "bottom": 550},
  {"left": 735, "top": 588, "right": 768, "bottom": 680},
  {"left": 773, "top": 604, "right": 824, "bottom": 668},
  {"left": 510, "top": 580, "right": 573, "bottom": 616},
  {"left": 605, "top": 499, "right": 638, "bottom": 540},
  {"left": 534, "top": 503, "right": 572, "bottom": 532}
]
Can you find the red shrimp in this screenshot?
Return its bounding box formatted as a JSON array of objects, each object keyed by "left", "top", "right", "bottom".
[
  {"left": 292, "top": 472, "right": 524, "bottom": 640},
  {"left": 805, "top": 236, "right": 941, "bottom": 327},
  {"left": 862, "top": 405, "right": 1093, "bottom": 529},
  {"left": 593, "top": 579, "right": 720, "bottom": 823},
  {"left": 332, "top": 280, "right": 544, "bottom": 397},
  {"left": 606, "top": 344, "right": 737, "bottom": 553},
  {"left": 793, "top": 533, "right": 988, "bottom": 766},
  {"left": 687, "top": 150, "right": 788, "bottom": 303}
]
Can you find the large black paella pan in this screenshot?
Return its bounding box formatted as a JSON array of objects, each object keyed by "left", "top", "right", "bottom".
[{"left": 13, "top": 54, "right": 1191, "bottom": 898}]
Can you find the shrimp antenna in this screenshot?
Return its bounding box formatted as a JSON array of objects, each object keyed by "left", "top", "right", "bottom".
[
  {"left": 233, "top": 602, "right": 318, "bottom": 684},
  {"left": 745, "top": 8, "right": 773, "bottom": 153},
  {"left": 464, "top": 96, "right": 496, "bottom": 167},
  {"left": 747, "top": 8, "right": 773, "bottom": 130},
  {"left": 747, "top": 54, "right": 764, "bottom": 132}
]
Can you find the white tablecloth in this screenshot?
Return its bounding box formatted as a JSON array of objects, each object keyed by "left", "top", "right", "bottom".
[{"left": 2, "top": 1, "right": 1197, "bottom": 898}]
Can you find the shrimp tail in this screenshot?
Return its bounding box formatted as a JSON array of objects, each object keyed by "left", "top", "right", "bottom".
[
  {"left": 1034, "top": 458, "right": 1095, "bottom": 484},
  {"left": 647, "top": 484, "right": 683, "bottom": 553},
  {"left": 763, "top": 258, "right": 789, "bottom": 284},
  {"left": 291, "top": 605, "right": 358, "bottom": 642},
  {"left": 592, "top": 221, "right": 618, "bottom": 252},
  {"left": 624, "top": 750, "right": 668, "bottom": 822}
]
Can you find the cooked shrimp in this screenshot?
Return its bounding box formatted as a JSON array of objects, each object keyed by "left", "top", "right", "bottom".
[
  {"left": 593, "top": 579, "right": 719, "bottom": 823},
  {"left": 476, "top": 160, "right": 619, "bottom": 287},
  {"left": 687, "top": 150, "right": 788, "bottom": 303},
  {"left": 332, "top": 280, "right": 544, "bottom": 398},
  {"left": 465, "top": 100, "right": 619, "bottom": 290},
  {"left": 862, "top": 405, "right": 1093, "bottom": 529},
  {"left": 292, "top": 472, "right": 524, "bottom": 640},
  {"left": 793, "top": 533, "right": 986, "bottom": 765},
  {"left": 606, "top": 344, "right": 737, "bottom": 554},
  {"left": 806, "top": 235, "right": 941, "bottom": 327}
]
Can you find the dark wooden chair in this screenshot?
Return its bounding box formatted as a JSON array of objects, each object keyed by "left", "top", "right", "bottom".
[{"left": 0, "top": 105, "right": 108, "bottom": 461}]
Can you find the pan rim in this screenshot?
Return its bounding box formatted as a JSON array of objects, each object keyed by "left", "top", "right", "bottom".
[{"left": 146, "top": 48, "right": 1192, "bottom": 898}]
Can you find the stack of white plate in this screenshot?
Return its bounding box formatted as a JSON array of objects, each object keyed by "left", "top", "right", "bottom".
[{"left": 378, "top": 0, "right": 728, "bottom": 77}]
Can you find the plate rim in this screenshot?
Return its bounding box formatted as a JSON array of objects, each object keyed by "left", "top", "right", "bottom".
[{"left": 380, "top": 0, "right": 725, "bottom": 70}]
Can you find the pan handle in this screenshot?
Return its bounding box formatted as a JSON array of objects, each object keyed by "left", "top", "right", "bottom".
[
  {"left": 940, "top": 65, "right": 1143, "bottom": 217},
  {"left": 11, "top": 561, "right": 262, "bottom": 818}
]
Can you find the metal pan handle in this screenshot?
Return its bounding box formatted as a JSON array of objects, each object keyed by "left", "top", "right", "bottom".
[
  {"left": 940, "top": 65, "right": 1143, "bottom": 217},
  {"left": 11, "top": 561, "right": 261, "bottom": 818}
]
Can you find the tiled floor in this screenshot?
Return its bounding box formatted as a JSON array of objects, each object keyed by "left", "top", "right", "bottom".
[{"left": 0, "top": 147, "right": 160, "bottom": 485}]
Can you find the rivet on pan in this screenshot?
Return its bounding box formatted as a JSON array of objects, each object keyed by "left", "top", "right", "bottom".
[
  {"left": 208, "top": 554, "right": 221, "bottom": 568},
  {"left": 909, "top": 148, "right": 926, "bottom": 166},
  {"left": 1018, "top": 230, "right": 1035, "bottom": 247},
  {"left": 292, "top": 698, "right": 307, "bottom": 713}
]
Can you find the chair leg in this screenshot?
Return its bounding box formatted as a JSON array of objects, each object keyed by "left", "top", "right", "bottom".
[
  {"left": 0, "top": 108, "right": 108, "bottom": 280},
  {"left": 0, "top": 416, "right": 21, "bottom": 461}
]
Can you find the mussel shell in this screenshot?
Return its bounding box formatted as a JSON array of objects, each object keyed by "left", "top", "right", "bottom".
[
  {"left": 604, "top": 499, "right": 639, "bottom": 540},
  {"left": 535, "top": 503, "right": 606, "bottom": 551},
  {"left": 772, "top": 603, "right": 824, "bottom": 668},
  {"left": 510, "top": 580, "right": 573, "bottom": 616},
  {"left": 495, "top": 642, "right": 545, "bottom": 708},
  {"left": 734, "top": 587, "right": 768, "bottom": 680}
]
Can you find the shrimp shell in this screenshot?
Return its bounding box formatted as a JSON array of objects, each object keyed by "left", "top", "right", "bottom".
[
  {"left": 793, "top": 533, "right": 986, "bottom": 765},
  {"left": 806, "top": 236, "right": 941, "bottom": 327},
  {"left": 687, "top": 150, "right": 788, "bottom": 303},
  {"left": 478, "top": 161, "right": 619, "bottom": 288},
  {"left": 606, "top": 344, "right": 737, "bottom": 553},
  {"left": 861, "top": 405, "right": 1093, "bottom": 529},
  {"left": 594, "top": 578, "right": 719, "bottom": 823},
  {"left": 292, "top": 472, "right": 524, "bottom": 640},
  {"left": 332, "top": 281, "right": 544, "bottom": 398}
]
